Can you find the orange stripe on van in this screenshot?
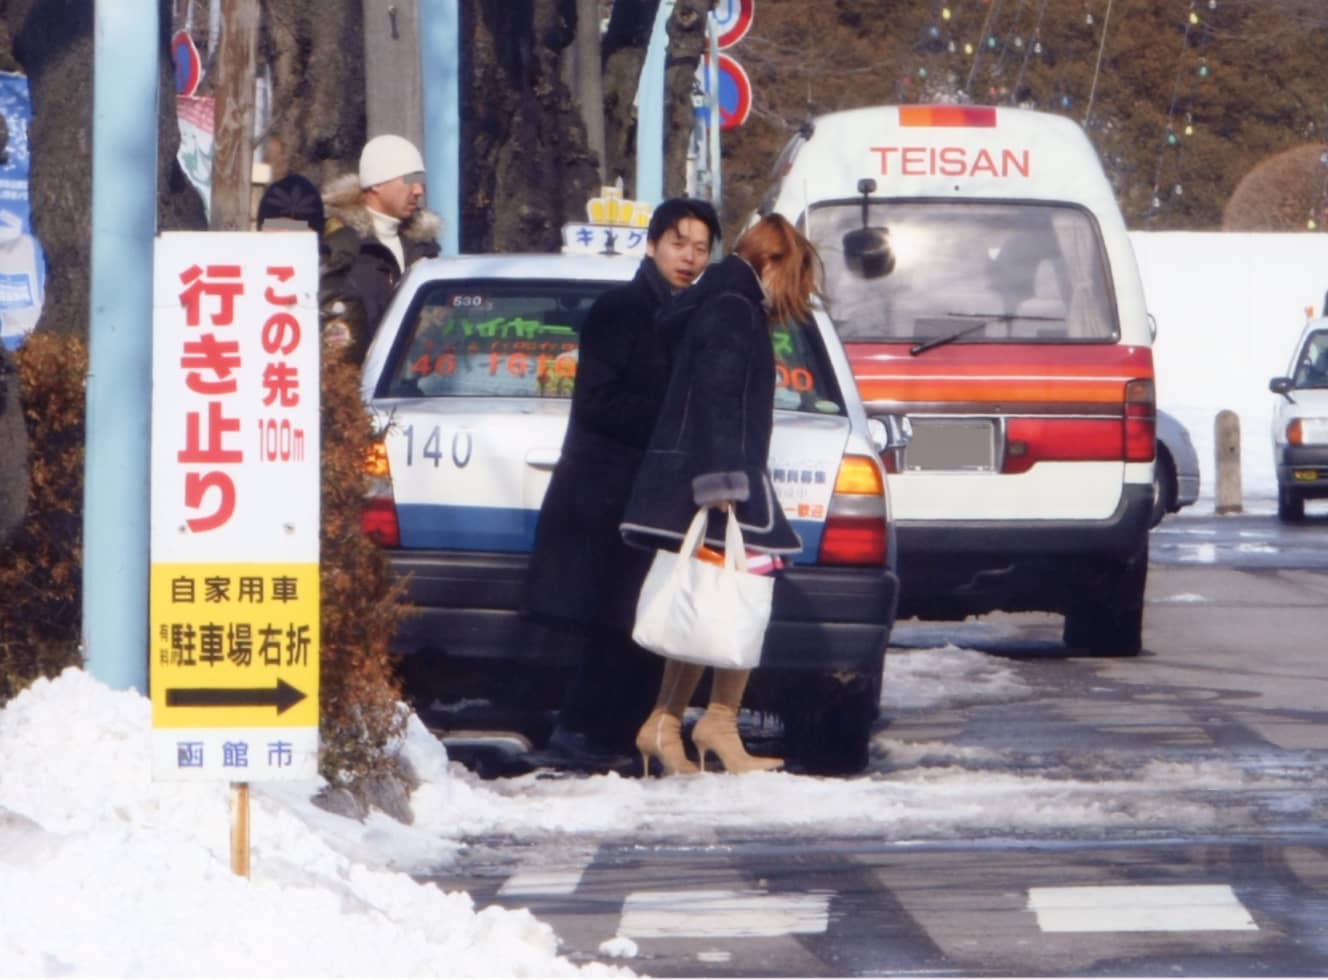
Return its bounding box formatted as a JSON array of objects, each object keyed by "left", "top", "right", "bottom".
[
  {"left": 844, "top": 342, "right": 1153, "bottom": 408},
  {"left": 898, "top": 105, "right": 997, "bottom": 128}
]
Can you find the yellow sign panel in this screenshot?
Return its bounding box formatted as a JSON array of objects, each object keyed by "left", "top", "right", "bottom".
[{"left": 150, "top": 562, "right": 320, "bottom": 730}]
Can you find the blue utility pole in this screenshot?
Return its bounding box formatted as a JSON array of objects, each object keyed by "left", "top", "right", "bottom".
[
  {"left": 84, "top": 1, "right": 159, "bottom": 692},
  {"left": 419, "top": 0, "right": 461, "bottom": 255}
]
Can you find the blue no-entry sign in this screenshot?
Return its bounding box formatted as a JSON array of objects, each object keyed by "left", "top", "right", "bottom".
[
  {"left": 172, "top": 30, "right": 202, "bottom": 97},
  {"left": 697, "top": 53, "right": 752, "bottom": 131}
]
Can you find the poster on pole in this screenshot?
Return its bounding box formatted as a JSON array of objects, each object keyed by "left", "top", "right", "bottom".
[
  {"left": 150, "top": 231, "right": 321, "bottom": 781},
  {"left": 0, "top": 72, "right": 46, "bottom": 349}
]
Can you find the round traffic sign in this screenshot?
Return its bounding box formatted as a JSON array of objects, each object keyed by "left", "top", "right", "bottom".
[
  {"left": 713, "top": 54, "right": 751, "bottom": 131},
  {"left": 172, "top": 30, "right": 202, "bottom": 97},
  {"left": 711, "top": 0, "right": 755, "bottom": 49}
]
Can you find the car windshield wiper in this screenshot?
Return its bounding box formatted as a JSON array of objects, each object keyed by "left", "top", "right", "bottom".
[
  {"left": 909, "top": 311, "right": 1063, "bottom": 356},
  {"left": 909, "top": 313, "right": 999, "bottom": 356}
]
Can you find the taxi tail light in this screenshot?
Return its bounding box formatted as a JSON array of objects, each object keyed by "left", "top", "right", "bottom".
[
  {"left": 1123, "top": 378, "right": 1156, "bottom": 463},
  {"left": 360, "top": 440, "right": 400, "bottom": 548},
  {"left": 818, "top": 455, "right": 888, "bottom": 566}
]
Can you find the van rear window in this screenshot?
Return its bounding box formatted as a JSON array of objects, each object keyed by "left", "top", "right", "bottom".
[
  {"left": 810, "top": 201, "right": 1118, "bottom": 344},
  {"left": 379, "top": 277, "right": 843, "bottom": 413}
]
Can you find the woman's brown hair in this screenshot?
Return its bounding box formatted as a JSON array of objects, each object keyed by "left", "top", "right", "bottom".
[{"left": 733, "top": 214, "right": 824, "bottom": 326}]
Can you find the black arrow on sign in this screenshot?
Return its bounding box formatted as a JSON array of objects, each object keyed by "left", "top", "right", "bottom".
[{"left": 166, "top": 678, "right": 308, "bottom": 715}]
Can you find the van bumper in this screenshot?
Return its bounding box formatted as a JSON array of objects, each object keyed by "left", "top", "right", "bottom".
[
  {"left": 894, "top": 483, "right": 1153, "bottom": 619},
  {"left": 385, "top": 552, "right": 897, "bottom": 676}
]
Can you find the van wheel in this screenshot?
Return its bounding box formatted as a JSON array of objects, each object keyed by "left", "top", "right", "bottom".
[
  {"left": 1062, "top": 541, "right": 1148, "bottom": 657},
  {"left": 1278, "top": 485, "right": 1305, "bottom": 522},
  {"left": 780, "top": 667, "right": 882, "bottom": 775}
]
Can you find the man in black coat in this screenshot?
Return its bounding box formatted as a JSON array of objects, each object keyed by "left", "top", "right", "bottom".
[{"left": 524, "top": 197, "right": 721, "bottom": 765}]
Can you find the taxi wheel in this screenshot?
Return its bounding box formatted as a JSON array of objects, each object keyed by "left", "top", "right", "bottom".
[
  {"left": 780, "top": 668, "right": 882, "bottom": 775},
  {"left": 1062, "top": 541, "right": 1147, "bottom": 657},
  {"left": 1278, "top": 485, "right": 1305, "bottom": 523}
]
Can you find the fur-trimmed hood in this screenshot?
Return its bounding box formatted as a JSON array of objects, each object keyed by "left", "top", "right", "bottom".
[{"left": 321, "top": 172, "right": 443, "bottom": 244}]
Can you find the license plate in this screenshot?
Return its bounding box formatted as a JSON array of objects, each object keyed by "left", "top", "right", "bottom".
[{"left": 904, "top": 418, "right": 996, "bottom": 471}]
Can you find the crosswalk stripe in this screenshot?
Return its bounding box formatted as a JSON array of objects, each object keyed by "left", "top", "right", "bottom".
[
  {"left": 619, "top": 889, "right": 830, "bottom": 939},
  {"left": 497, "top": 846, "right": 596, "bottom": 897},
  {"left": 1027, "top": 884, "right": 1258, "bottom": 933}
]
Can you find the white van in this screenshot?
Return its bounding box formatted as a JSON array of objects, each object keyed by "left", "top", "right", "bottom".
[{"left": 757, "top": 104, "right": 1156, "bottom": 655}]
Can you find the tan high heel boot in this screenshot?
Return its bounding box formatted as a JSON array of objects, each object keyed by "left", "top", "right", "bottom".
[
  {"left": 691, "top": 668, "right": 783, "bottom": 773},
  {"left": 635, "top": 659, "right": 705, "bottom": 776}
]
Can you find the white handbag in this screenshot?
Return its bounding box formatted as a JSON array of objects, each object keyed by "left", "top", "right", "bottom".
[{"left": 631, "top": 505, "right": 774, "bottom": 670}]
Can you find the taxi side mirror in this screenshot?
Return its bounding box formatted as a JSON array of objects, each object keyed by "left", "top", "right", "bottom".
[
  {"left": 1269, "top": 376, "right": 1295, "bottom": 400},
  {"left": 869, "top": 413, "right": 912, "bottom": 472}
]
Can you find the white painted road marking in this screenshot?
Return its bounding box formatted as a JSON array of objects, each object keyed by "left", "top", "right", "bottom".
[
  {"left": 619, "top": 889, "right": 830, "bottom": 938},
  {"left": 497, "top": 847, "right": 595, "bottom": 897},
  {"left": 1027, "top": 884, "right": 1258, "bottom": 933}
]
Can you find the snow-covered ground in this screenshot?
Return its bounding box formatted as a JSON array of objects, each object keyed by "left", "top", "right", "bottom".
[{"left": 1, "top": 654, "right": 1301, "bottom": 978}]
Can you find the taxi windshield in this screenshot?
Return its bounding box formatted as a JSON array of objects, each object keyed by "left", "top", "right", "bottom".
[
  {"left": 379, "top": 277, "right": 843, "bottom": 413},
  {"left": 810, "top": 200, "right": 1119, "bottom": 344}
]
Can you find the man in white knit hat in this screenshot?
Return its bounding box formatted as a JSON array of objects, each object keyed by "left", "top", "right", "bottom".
[{"left": 322, "top": 134, "right": 442, "bottom": 362}]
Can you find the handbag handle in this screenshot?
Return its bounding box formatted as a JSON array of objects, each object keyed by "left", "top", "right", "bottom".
[{"left": 679, "top": 504, "right": 749, "bottom": 573}]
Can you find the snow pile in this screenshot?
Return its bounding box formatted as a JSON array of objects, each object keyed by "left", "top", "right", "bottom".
[{"left": 0, "top": 668, "right": 628, "bottom": 979}]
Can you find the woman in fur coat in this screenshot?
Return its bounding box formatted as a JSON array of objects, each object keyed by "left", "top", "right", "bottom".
[{"left": 620, "top": 214, "right": 823, "bottom": 776}]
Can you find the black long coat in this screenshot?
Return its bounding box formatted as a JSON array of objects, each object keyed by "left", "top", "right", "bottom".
[
  {"left": 523, "top": 259, "right": 679, "bottom": 631},
  {"left": 620, "top": 255, "right": 802, "bottom": 555}
]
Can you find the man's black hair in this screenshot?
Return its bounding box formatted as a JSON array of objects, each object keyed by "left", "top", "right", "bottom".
[{"left": 647, "top": 197, "right": 722, "bottom": 248}]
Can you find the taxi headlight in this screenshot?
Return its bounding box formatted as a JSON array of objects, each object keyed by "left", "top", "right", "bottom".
[{"left": 1288, "top": 417, "right": 1328, "bottom": 446}]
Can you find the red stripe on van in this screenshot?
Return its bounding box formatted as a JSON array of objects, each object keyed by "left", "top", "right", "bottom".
[{"left": 898, "top": 105, "right": 998, "bottom": 128}]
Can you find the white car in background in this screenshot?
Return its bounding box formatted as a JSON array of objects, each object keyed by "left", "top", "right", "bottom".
[
  {"left": 1269, "top": 317, "right": 1328, "bottom": 522},
  {"left": 358, "top": 253, "right": 905, "bottom": 774}
]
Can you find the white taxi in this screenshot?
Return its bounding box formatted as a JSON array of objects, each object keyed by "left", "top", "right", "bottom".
[
  {"left": 359, "top": 253, "right": 902, "bottom": 774},
  {"left": 1270, "top": 317, "right": 1328, "bottom": 522}
]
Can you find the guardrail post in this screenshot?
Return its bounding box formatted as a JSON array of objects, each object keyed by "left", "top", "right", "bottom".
[{"left": 1214, "top": 409, "right": 1242, "bottom": 515}]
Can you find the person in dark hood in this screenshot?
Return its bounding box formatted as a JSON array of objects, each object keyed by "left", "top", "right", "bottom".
[
  {"left": 620, "top": 213, "right": 822, "bottom": 776},
  {"left": 523, "top": 197, "right": 722, "bottom": 768},
  {"left": 321, "top": 135, "right": 442, "bottom": 363}
]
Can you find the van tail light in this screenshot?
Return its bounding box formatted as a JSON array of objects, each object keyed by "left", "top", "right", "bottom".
[
  {"left": 1123, "top": 378, "right": 1156, "bottom": 463},
  {"left": 360, "top": 440, "right": 400, "bottom": 548},
  {"left": 818, "top": 455, "right": 888, "bottom": 566},
  {"left": 1001, "top": 379, "right": 1157, "bottom": 473}
]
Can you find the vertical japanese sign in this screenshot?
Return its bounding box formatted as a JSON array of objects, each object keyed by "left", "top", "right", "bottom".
[
  {"left": 0, "top": 71, "right": 46, "bottom": 349},
  {"left": 151, "top": 232, "right": 320, "bottom": 781}
]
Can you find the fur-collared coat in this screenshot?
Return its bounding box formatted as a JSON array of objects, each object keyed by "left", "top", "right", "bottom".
[
  {"left": 321, "top": 173, "right": 442, "bottom": 362},
  {"left": 620, "top": 255, "right": 802, "bottom": 555}
]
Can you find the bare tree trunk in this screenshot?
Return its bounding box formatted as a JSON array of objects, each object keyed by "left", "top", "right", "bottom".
[
  {"left": 461, "top": 0, "right": 598, "bottom": 252},
  {"left": 210, "top": 0, "right": 259, "bottom": 231},
  {"left": 573, "top": 0, "right": 605, "bottom": 179},
  {"left": 662, "top": 0, "right": 707, "bottom": 199},
  {"left": 263, "top": 0, "right": 366, "bottom": 186},
  {"left": 601, "top": 0, "right": 656, "bottom": 193}
]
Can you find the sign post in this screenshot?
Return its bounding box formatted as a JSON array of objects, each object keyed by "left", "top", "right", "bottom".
[{"left": 151, "top": 232, "right": 322, "bottom": 876}]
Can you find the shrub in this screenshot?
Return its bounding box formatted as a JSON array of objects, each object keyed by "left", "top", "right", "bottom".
[{"left": 0, "top": 332, "right": 85, "bottom": 702}]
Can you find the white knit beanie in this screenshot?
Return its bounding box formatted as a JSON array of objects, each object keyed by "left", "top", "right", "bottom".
[{"left": 359, "top": 134, "right": 426, "bottom": 188}]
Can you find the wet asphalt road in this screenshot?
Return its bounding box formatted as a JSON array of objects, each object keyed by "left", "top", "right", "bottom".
[{"left": 420, "top": 508, "right": 1328, "bottom": 976}]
